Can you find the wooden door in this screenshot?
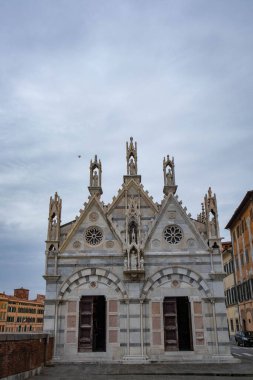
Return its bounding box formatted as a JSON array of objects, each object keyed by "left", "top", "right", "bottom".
[
  {"left": 163, "top": 297, "right": 179, "bottom": 351},
  {"left": 78, "top": 296, "right": 93, "bottom": 352}
]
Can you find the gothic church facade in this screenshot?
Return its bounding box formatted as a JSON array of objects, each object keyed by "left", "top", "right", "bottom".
[{"left": 44, "top": 138, "right": 233, "bottom": 362}]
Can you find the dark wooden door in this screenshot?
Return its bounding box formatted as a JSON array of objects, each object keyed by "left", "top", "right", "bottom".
[
  {"left": 163, "top": 297, "right": 179, "bottom": 351},
  {"left": 78, "top": 296, "right": 93, "bottom": 352}
]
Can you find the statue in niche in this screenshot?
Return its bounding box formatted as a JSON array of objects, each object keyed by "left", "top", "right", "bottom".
[
  {"left": 124, "top": 256, "right": 128, "bottom": 269},
  {"left": 131, "top": 249, "right": 138, "bottom": 269},
  {"left": 131, "top": 228, "right": 136, "bottom": 243},
  {"left": 92, "top": 170, "right": 99, "bottom": 186},
  {"left": 51, "top": 219, "right": 57, "bottom": 240},
  {"left": 48, "top": 244, "right": 56, "bottom": 252},
  {"left": 129, "top": 158, "right": 136, "bottom": 175},
  {"left": 166, "top": 168, "right": 173, "bottom": 185},
  {"left": 129, "top": 222, "right": 137, "bottom": 244},
  {"left": 210, "top": 216, "right": 217, "bottom": 236},
  {"left": 140, "top": 256, "right": 144, "bottom": 269}
]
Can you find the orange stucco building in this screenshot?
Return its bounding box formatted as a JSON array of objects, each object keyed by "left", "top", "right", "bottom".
[
  {"left": 222, "top": 241, "right": 240, "bottom": 336},
  {"left": 226, "top": 191, "right": 253, "bottom": 332},
  {"left": 0, "top": 288, "right": 45, "bottom": 332}
]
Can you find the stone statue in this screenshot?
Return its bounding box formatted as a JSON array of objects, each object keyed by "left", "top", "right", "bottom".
[
  {"left": 124, "top": 256, "right": 128, "bottom": 269},
  {"left": 166, "top": 168, "right": 173, "bottom": 185},
  {"left": 131, "top": 250, "right": 137, "bottom": 269},
  {"left": 210, "top": 217, "right": 216, "bottom": 236},
  {"left": 131, "top": 228, "right": 136, "bottom": 243},
  {"left": 129, "top": 158, "right": 136, "bottom": 175},
  {"left": 92, "top": 170, "right": 99, "bottom": 186},
  {"left": 51, "top": 220, "right": 57, "bottom": 240}
]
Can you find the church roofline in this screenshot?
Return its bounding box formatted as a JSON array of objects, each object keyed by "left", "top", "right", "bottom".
[{"left": 60, "top": 220, "right": 76, "bottom": 228}]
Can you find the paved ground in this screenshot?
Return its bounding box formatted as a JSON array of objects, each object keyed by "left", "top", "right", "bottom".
[
  {"left": 231, "top": 344, "right": 253, "bottom": 362},
  {"left": 29, "top": 362, "right": 253, "bottom": 380},
  {"left": 29, "top": 343, "right": 253, "bottom": 380}
]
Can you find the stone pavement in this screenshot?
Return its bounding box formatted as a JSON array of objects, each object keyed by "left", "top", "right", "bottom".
[{"left": 29, "top": 362, "right": 253, "bottom": 380}]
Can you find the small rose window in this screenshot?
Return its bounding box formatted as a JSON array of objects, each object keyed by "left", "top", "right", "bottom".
[
  {"left": 85, "top": 226, "right": 103, "bottom": 246},
  {"left": 163, "top": 225, "right": 183, "bottom": 244}
]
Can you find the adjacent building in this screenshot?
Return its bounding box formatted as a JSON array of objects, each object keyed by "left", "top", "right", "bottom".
[
  {"left": 226, "top": 191, "right": 253, "bottom": 332},
  {"left": 222, "top": 241, "right": 240, "bottom": 337},
  {"left": 0, "top": 288, "right": 45, "bottom": 332},
  {"left": 44, "top": 138, "right": 234, "bottom": 362}
]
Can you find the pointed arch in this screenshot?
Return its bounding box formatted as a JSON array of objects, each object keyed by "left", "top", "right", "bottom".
[
  {"left": 140, "top": 266, "right": 212, "bottom": 300},
  {"left": 58, "top": 268, "right": 128, "bottom": 300}
]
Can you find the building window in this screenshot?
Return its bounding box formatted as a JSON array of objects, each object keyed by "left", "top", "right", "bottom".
[
  {"left": 250, "top": 279, "right": 253, "bottom": 299},
  {"left": 245, "top": 249, "right": 249, "bottom": 264},
  {"left": 163, "top": 225, "right": 183, "bottom": 244},
  {"left": 246, "top": 281, "right": 250, "bottom": 300},
  {"left": 224, "top": 260, "right": 234, "bottom": 275},
  {"left": 85, "top": 226, "right": 103, "bottom": 246},
  {"left": 232, "top": 287, "right": 235, "bottom": 303},
  {"left": 236, "top": 319, "right": 240, "bottom": 331},
  {"left": 230, "top": 319, "right": 234, "bottom": 332},
  {"left": 235, "top": 257, "right": 239, "bottom": 271},
  {"left": 250, "top": 209, "right": 253, "bottom": 222}
]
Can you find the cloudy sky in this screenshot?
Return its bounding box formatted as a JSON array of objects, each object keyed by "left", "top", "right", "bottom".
[{"left": 0, "top": 0, "right": 252, "bottom": 298}]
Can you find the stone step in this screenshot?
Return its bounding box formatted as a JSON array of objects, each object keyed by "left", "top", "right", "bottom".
[{"left": 28, "top": 362, "right": 253, "bottom": 379}]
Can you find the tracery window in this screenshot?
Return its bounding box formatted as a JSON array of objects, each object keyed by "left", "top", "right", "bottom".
[
  {"left": 163, "top": 225, "right": 183, "bottom": 244},
  {"left": 85, "top": 226, "right": 103, "bottom": 246}
]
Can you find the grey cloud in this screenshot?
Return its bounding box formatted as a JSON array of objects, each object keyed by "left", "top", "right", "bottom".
[{"left": 0, "top": 0, "right": 252, "bottom": 295}]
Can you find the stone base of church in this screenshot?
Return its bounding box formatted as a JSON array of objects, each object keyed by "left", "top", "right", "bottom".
[{"left": 55, "top": 347, "right": 231, "bottom": 363}]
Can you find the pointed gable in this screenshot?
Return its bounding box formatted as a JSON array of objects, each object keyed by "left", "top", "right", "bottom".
[
  {"left": 106, "top": 179, "right": 159, "bottom": 246},
  {"left": 59, "top": 195, "right": 122, "bottom": 254},
  {"left": 145, "top": 194, "right": 208, "bottom": 252}
]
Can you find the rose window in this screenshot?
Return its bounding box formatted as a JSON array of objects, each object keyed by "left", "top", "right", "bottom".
[
  {"left": 163, "top": 225, "right": 183, "bottom": 244},
  {"left": 85, "top": 226, "right": 103, "bottom": 246}
]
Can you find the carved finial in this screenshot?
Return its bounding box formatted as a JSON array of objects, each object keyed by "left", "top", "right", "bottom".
[
  {"left": 163, "top": 155, "right": 177, "bottom": 195},
  {"left": 46, "top": 192, "right": 62, "bottom": 250},
  {"left": 126, "top": 137, "right": 137, "bottom": 175},
  {"left": 88, "top": 155, "right": 103, "bottom": 196},
  {"left": 203, "top": 187, "right": 221, "bottom": 248},
  {"left": 201, "top": 203, "right": 205, "bottom": 221}
]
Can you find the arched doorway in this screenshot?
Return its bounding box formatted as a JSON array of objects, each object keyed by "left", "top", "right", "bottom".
[
  {"left": 78, "top": 296, "right": 106, "bottom": 352},
  {"left": 163, "top": 297, "right": 193, "bottom": 351}
]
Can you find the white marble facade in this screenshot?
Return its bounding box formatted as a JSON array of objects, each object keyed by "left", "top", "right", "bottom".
[{"left": 43, "top": 138, "right": 234, "bottom": 362}]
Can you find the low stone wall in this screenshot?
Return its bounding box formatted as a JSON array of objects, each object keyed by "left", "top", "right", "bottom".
[{"left": 0, "top": 333, "right": 54, "bottom": 380}]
